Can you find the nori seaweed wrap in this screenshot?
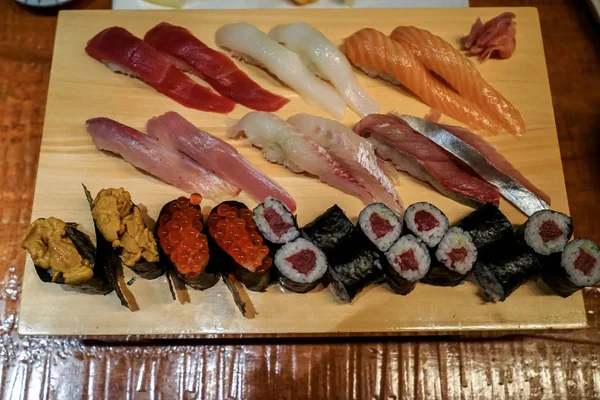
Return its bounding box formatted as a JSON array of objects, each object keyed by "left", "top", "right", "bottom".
[
  {"left": 274, "top": 237, "right": 328, "bottom": 293},
  {"left": 541, "top": 238, "right": 600, "bottom": 297},
  {"left": 516, "top": 209, "right": 573, "bottom": 257},
  {"left": 384, "top": 234, "right": 431, "bottom": 295},
  {"left": 21, "top": 217, "right": 113, "bottom": 295},
  {"left": 156, "top": 195, "right": 219, "bottom": 291},
  {"left": 89, "top": 187, "right": 163, "bottom": 280},
  {"left": 253, "top": 197, "right": 300, "bottom": 247},
  {"left": 422, "top": 227, "right": 478, "bottom": 287},
  {"left": 301, "top": 205, "right": 355, "bottom": 257},
  {"left": 456, "top": 203, "right": 514, "bottom": 249},
  {"left": 206, "top": 201, "right": 274, "bottom": 292},
  {"left": 473, "top": 238, "right": 541, "bottom": 302}
]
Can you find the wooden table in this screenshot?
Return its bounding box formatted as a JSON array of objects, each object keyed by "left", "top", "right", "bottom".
[{"left": 0, "top": 0, "right": 598, "bottom": 398}]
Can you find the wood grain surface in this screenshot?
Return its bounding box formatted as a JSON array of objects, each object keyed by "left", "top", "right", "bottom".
[
  {"left": 17, "top": 7, "right": 587, "bottom": 336},
  {"left": 0, "top": 0, "right": 599, "bottom": 398}
]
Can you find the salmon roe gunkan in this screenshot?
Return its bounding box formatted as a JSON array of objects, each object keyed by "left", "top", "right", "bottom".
[
  {"left": 157, "top": 195, "right": 208, "bottom": 280},
  {"left": 208, "top": 203, "right": 272, "bottom": 273}
]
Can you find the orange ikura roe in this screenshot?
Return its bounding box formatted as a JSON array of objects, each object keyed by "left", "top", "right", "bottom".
[
  {"left": 157, "top": 195, "right": 208, "bottom": 280},
  {"left": 208, "top": 203, "right": 272, "bottom": 273}
]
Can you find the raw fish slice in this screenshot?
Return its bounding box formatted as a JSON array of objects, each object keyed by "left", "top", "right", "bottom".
[
  {"left": 215, "top": 23, "right": 346, "bottom": 118},
  {"left": 86, "top": 27, "right": 235, "bottom": 114},
  {"left": 436, "top": 123, "right": 550, "bottom": 204},
  {"left": 228, "top": 112, "right": 375, "bottom": 205},
  {"left": 86, "top": 117, "right": 239, "bottom": 200},
  {"left": 268, "top": 23, "right": 379, "bottom": 117},
  {"left": 287, "top": 113, "right": 403, "bottom": 214},
  {"left": 146, "top": 112, "right": 297, "bottom": 212},
  {"left": 390, "top": 26, "right": 525, "bottom": 137},
  {"left": 343, "top": 28, "right": 504, "bottom": 135},
  {"left": 353, "top": 114, "right": 500, "bottom": 207},
  {"left": 144, "top": 23, "right": 289, "bottom": 112}
]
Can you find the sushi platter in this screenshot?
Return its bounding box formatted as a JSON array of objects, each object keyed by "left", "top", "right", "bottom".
[{"left": 18, "top": 8, "right": 589, "bottom": 336}]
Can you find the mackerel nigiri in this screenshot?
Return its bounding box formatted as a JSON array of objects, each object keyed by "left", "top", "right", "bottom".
[
  {"left": 86, "top": 117, "right": 239, "bottom": 200},
  {"left": 287, "top": 113, "right": 403, "bottom": 214},
  {"left": 146, "top": 112, "right": 297, "bottom": 211},
  {"left": 268, "top": 23, "right": 379, "bottom": 117},
  {"left": 228, "top": 112, "right": 375, "bottom": 205},
  {"left": 85, "top": 27, "right": 235, "bottom": 114},
  {"left": 343, "top": 28, "right": 504, "bottom": 135},
  {"left": 215, "top": 23, "right": 346, "bottom": 119}
]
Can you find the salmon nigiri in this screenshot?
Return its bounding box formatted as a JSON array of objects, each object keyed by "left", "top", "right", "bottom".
[
  {"left": 342, "top": 28, "right": 504, "bottom": 135},
  {"left": 390, "top": 26, "right": 525, "bottom": 137}
]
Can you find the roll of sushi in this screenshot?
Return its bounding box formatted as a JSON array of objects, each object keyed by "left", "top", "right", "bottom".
[
  {"left": 357, "top": 203, "right": 403, "bottom": 253},
  {"left": 89, "top": 187, "right": 163, "bottom": 279},
  {"left": 21, "top": 217, "right": 113, "bottom": 295},
  {"left": 207, "top": 201, "right": 273, "bottom": 292},
  {"left": 274, "top": 237, "right": 328, "bottom": 293},
  {"left": 474, "top": 239, "right": 541, "bottom": 302},
  {"left": 542, "top": 238, "right": 600, "bottom": 297},
  {"left": 253, "top": 197, "right": 300, "bottom": 246},
  {"left": 403, "top": 202, "right": 449, "bottom": 248},
  {"left": 384, "top": 234, "right": 431, "bottom": 295},
  {"left": 517, "top": 210, "right": 573, "bottom": 256},
  {"left": 456, "top": 203, "right": 514, "bottom": 249},
  {"left": 301, "top": 204, "right": 355, "bottom": 256},
  {"left": 423, "top": 227, "right": 478, "bottom": 286},
  {"left": 157, "top": 194, "right": 219, "bottom": 291},
  {"left": 327, "top": 235, "right": 380, "bottom": 303}
]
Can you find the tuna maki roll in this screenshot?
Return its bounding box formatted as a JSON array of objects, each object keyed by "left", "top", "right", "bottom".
[
  {"left": 157, "top": 194, "right": 218, "bottom": 291},
  {"left": 423, "top": 227, "right": 478, "bottom": 286},
  {"left": 518, "top": 210, "right": 573, "bottom": 256},
  {"left": 253, "top": 197, "right": 300, "bottom": 246},
  {"left": 274, "top": 238, "right": 328, "bottom": 293},
  {"left": 457, "top": 203, "right": 514, "bottom": 249},
  {"left": 542, "top": 238, "right": 600, "bottom": 297},
  {"left": 384, "top": 235, "right": 431, "bottom": 295},
  {"left": 474, "top": 239, "right": 541, "bottom": 302},
  {"left": 207, "top": 201, "right": 273, "bottom": 292},
  {"left": 90, "top": 187, "right": 163, "bottom": 279},
  {"left": 403, "top": 202, "right": 449, "bottom": 248},
  {"left": 357, "top": 203, "right": 403, "bottom": 253},
  {"left": 21, "top": 217, "right": 113, "bottom": 295},
  {"left": 301, "top": 205, "right": 355, "bottom": 256}
]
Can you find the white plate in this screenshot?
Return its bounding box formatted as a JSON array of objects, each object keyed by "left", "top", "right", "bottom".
[{"left": 112, "top": 0, "right": 469, "bottom": 10}]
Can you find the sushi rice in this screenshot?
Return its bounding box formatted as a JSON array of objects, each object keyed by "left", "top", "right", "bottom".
[
  {"left": 404, "top": 202, "right": 449, "bottom": 248},
  {"left": 562, "top": 239, "right": 600, "bottom": 287},
  {"left": 253, "top": 197, "right": 299, "bottom": 244},
  {"left": 274, "top": 238, "right": 328, "bottom": 285},
  {"left": 386, "top": 234, "right": 431, "bottom": 282},
  {"left": 523, "top": 210, "right": 572, "bottom": 256},
  {"left": 435, "top": 227, "right": 477, "bottom": 274},
  {"left": 358, "top": 203, "right": 402, "bottom": 252}
]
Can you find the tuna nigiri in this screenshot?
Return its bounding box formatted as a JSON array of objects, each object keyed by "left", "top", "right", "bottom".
[
  {"left": 287, "top": 113, "right": 403, "bottom": 214},
  {"left": 353, "top": 114, "right": 500, "bottom": 207},
  {"left": 343, "top": 28, "right": 504, "bottom": 135},
  {"left": 86, "top": 118, "right": 239, "bottom": 200},
  {"left": 436, "top": 122, "right": 550, "bottom": 204},
  {"left": 144, "top": 23, "right": 289, "bottom": 112},
  {"left": 86, "top": 27, "right": 235, "bottom": 114},
  {"left": 268, "top": 23, "right": 379, "bottom": 117},
  {"left": 390, "top": 26, "right": 525, "bottom": 136},
  {"left": 228, "top": 112, "right": 375, "bottom": 205},
  {"left": 215, "top": 23, "right": 346, "bottom": 119},
  {"left": 146, "top": 111, "right": 297, "bottom": 211}
]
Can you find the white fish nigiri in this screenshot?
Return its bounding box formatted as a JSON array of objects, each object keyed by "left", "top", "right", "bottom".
[
  {"left": 287, "top": 113, "right": 403, "bottom": 214},
  {"left": 215, "top": 23, "right": 346, "bottom": 119},
  {"left": 269, "top": 23, "right": 379, "bottom": 117},
  {"left": 228, "top": 111, "right": 375, "bottom": 205}
]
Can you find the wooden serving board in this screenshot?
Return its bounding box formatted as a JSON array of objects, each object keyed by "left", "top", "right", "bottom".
[{"left": 18, "top": 8, "right": 587, "bottom": 336}]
